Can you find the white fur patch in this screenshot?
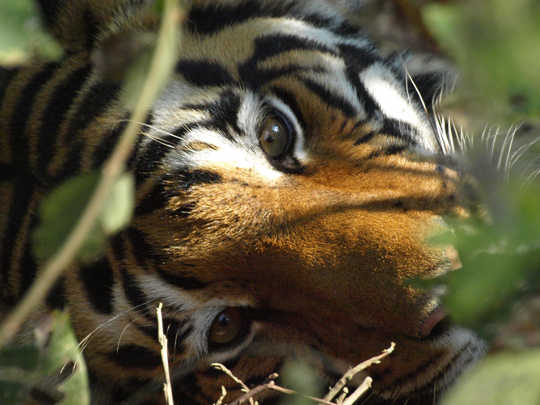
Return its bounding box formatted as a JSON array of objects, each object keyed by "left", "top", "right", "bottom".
[{"left": 360, "top": 63, "right": 437, "bottom": 152}]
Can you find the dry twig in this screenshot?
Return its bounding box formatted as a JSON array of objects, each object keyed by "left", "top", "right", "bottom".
[
  {"left": 0, "top": 0, "right": 183, "bottom": 348},
  {"left": 157, "top": 303, "right": 175, "bottom": 405},
  {"left": 324, "top": 342, "right": 395, "bottom": 402},
  {"left": 212, "top": 342, "right": 395, "bottom": 405}
]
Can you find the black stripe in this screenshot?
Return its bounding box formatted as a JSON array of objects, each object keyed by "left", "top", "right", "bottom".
[
  {"left": 107, "top": 344, "right": 161, "bottom": 369},
  {"left": 181, "top": 90, "right": 242, "bottom": 139},
  {"left": 187, "top": 2, "right": 294, "bottom": 35},
  {"left": 300, "top": 77, "right": 356, "bottom": 117},
  {"left": 135, "top": 318, "right": 192, "bottom": 354},
  {"left": 238, "top": 34, "right": 335, "bottom": 89},
  {"left": 269, "top": 86, "right": 306, "bottom": 131},
  {"left": 46, "top": 277, "right": 66, "bottom": 309},
  {"left": 251, "top": 34, "right": 337, "bottom": 63},
  {"left": 135, "top": 183, "right": 169, "bottom": 217},
  {"left": 171, "top": 202, "right": 195, "bottom": 218},
  {"left": 79, "top": 257, "right": 115, "bottom": 314},
  {"left": 126, "top": 227, "right": 161, "bottom": 267},
  {"left": 340, "top": 45, "right": 379, "bottom": 119},
  {"left": 354, "top": 131, "right": 376, "bottom": 145},
  {"left": 9, "top": 63, "right": 59, "bottom": 167},
  {"left": 176, "top": 60, "right": 235, "bottom": 87},
  {"left": 0, "top": 67, "right": 18, "bottom": 108},
  {"left": 64, "top": 81, "right": 120, "bottom": 144},
  {"left": 91, "top": 120, "right": 128, "bottom": 169},
  {"left": 167, "top": 168, "right": 223, "bottom": 191},
  {"left": 0, "top": 163, "right": 15, "bottom": 181},
  {"left": 1, "top": 177, "right": 35, "bottom": 297},
  {"left": 110, "top": 233, "right": 126, "bottom": 262},
  {"left": 366, "top": 144, "right": 408, "bottom": 160},
  {"left": 18, "top": 238, "right": 39, "bottom": 300},
  {"left": 82, "top": 7, "right": 99, "bottom": 49},
  {"left": 381, "top": 119, "right": 418, "bottom": 145},
  {"left": 134, "top": 141, "right": 170, "bottom": 185},
  {"left": 35, "top": 0, "right": 62, "bottom": 30},
  {"left": 52, "top": 137, "right": 85, "bottom": 185},
  {"left": 120, "top": 268, "right": 150, "bottom": 315},
  {"left": 156, "top": 268, "right": 207, "bottom": 290},
  {"left": 37, "top": 64, "right": 92, "bottom": 174}
]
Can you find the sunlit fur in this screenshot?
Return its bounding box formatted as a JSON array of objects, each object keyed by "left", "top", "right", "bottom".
[{"left": 0, "top": 1, "right": 489, "bottom": 404}]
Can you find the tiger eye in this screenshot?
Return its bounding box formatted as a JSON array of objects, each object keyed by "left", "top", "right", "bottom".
[
  {"left": 208, "top": 308, "right": 246, "bottom": 347},
  {"left": 259, "top": 114, "right": 291, "bottom": 159}
]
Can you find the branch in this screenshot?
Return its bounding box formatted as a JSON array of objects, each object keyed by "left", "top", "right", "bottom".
[{"left": 0, "top": 0, "right": 183, "bottom": 348}]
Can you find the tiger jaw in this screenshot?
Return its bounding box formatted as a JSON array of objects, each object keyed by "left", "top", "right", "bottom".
[{"left": 374, "top": 327, "right": 485, "bottom": 403}]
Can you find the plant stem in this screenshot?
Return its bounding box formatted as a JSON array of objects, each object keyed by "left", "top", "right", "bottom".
[{"left": 0, "top": 0, "right": 182, "bottom": 349}]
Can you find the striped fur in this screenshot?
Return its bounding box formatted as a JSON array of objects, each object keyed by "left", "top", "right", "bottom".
[{"left": 1, "top": 1, "right": 484, "bottom": 404}]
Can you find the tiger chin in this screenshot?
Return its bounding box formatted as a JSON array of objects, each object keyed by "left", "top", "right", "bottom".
[{"left": 0, "top": 0, "right": 486, "bottom": 404}]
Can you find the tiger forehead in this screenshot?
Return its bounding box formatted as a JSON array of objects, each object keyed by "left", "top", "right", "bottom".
[{"left": 170, "top": 11, "right": 435, "bottom": 153}]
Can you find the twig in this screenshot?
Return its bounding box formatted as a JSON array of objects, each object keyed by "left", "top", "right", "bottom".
[
  {"left": 157, "top": 303, "right": 175, "bottom": 405},
  {"left": 341, "top": 377, "right": 372, "bottom": 405},
  {"left": 0, "top": 0, "right": 182, "bottom": 348},
  {"left": 211, "top": 363, "right": 256, "bottom": 405},
  {"left": 324, "top": 342, "right": 395, "bottom": 402},
  {"left": 226, "top": 380, "right": 337, "bottom": 405},
  {"left": 214, "top": 386, "right": 228, "bottom": 405}
]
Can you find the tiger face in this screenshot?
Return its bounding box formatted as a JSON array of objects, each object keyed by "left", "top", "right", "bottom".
[{"left": 2, "top": 0, "right": 485, "bottom": 404}]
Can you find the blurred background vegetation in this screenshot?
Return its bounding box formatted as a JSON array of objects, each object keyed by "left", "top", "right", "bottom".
[{"left": 1, "top": 0, "right": 539, "bottom": 404}]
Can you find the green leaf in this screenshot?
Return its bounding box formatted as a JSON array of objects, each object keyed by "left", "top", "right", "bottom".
[
  {"left": 0, "top": 0, "right": 62, "bottom": 64},
  {"left": 443, "top": 350, "right": 540, "bottom": 405},
  {"left": 0, "top": 345, "right": 40, "bottom": 403},
  {"left": 423, "top": 0, "right": 540, "bottom": 122},
  {"left": 100, "top": 172, "right": 135, "bottom": 235},
  {"left": 281, "top": 360, "right": 323, "bottom": 405},
  {"left": 41, "top": 313, "right": 89, "bottom": 405},
  {"left": 0, "top": 381, "right": 28, "bottom": 404},
  {"left": 0, "top": 345, "right": 40, "bottom": 371},
  {"left": 32, "top": 172, "right": 106, "bottom": 264}
]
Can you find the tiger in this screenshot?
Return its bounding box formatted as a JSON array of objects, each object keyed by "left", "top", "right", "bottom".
[{"left": 0, "top": 0, "right": 486, "bottom": 404}]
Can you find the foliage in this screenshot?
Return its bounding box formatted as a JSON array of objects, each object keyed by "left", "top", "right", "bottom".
[
  {"left": 0, "top": 0, "right": 62, "bottom": 64},
  {"left": 0, "top": 313, "right": 89, "bottom": 405}
]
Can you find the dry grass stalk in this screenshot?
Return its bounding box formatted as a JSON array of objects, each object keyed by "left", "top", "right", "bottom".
[
  {"left": 157, "top": 303, "right": 175, "bottom": 405},
  {"left": 214, "top": 386, "right": 228, "bottom": 405},
  {"left": 212, "top": 342, "right": 395, "bottom": 405},
  {"left": 211, "top": 363, "right": 257, "bottom": 405},
  {"left": 323, "top": 342, "right": 395, "bottom": 402}
]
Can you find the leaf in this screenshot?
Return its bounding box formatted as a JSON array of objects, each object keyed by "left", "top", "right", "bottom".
[
  {"left": 443, "top": 350, "right": 540, "bottom": 405},
  {"left": 32, "top": 172, "right": 106, "bottom": 264},
  {"left": 40, "top": 313, "right": 89, "bottom": 405},
  {"left": 423, "top": 0, "right": 540, "bottom": 122},
  {"left": 0, "top": 0, "right": 62, "bottom": 65},
  {"left": 0, "top": 345, "right": 40, "bottom": 403},
  {"left": 0, "top": 313, "right": 89, "bottom": 405},
  {"left": 100, "top": 172, "right": 135, "bottom": 235},
  {"left": 281, "top": 360, "right": 323, "bottom": 405},
  {"left": 0, "top": 345, "right": 40, "bottom": 371}
]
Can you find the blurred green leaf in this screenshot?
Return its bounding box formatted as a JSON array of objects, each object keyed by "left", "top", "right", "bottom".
[
  {"left": 0, "top": 313, "right": 89, "bottom": 404},
  {"left": 42, "top": 313, "right": 89, "bottom": 405},
  {"left": 443, "top": 349, "right": 540, "bottom": 405},
  {"left": 32, "top": 172, "right": 106, "bottom": 264},
  {"left": 280, "top": 360, "right": 323, "bottom": 405},
  {"left": 0, "top": 381, "right": 27, "bottom": 404},
  {"left": 101, "top": 172, "right": 135, "bottom": 235},
  {"left": 424, "top": 0, "right": 540, "bottom": 122},
  {"left": 0, "top": 345, "right": 40, "bottom": 371},
  {"left": 0, "top": 0, "right": 62, "bottom": 64}
]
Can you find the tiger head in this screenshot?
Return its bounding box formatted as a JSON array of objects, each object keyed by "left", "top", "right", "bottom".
[{"left": 65, "top": 0, "right": 485, "bottom": 403}]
